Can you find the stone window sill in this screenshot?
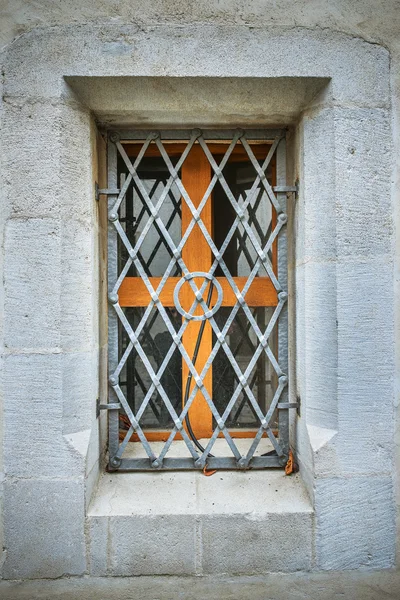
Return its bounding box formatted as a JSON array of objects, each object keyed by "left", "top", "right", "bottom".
[{"left": 88, "top": 467, "right": 313, "bottom": 517}]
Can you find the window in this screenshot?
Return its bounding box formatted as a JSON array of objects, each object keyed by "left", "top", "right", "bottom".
[{"left": 105, "top": 129, "right": 291, "bottom": 470}]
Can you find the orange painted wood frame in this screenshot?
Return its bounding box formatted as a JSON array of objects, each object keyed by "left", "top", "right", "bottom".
[{"left": 120, "top": 141, "right": 277, "bottom": 441}]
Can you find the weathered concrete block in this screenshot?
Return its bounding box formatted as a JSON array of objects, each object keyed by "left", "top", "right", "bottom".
[
  {"left": 325, "top": 36, "right": 389, "bottom": 107},
  {"left": 3, "top": 353, "right": 82, "bottom": 477},
  {"left": 89, "top": 514, "right": 197, "bottom": 576},
  {"left": 61, "top": 219, "right": 96, "bottom": 352},
  {"left": 301, "top": 108, "right": 336, "bottom": 262},
  {"left": 303, "top": 261, "right": 338, "bottom": 431},
  {"left": 333, "top": 108, "right": 392, "bottom": 258},
  {"left": 1, "top": 100, "right": 62, "bottom": 218},
  {"left": 3, "top": 478, "right": 86, "bottom": 579},
  {"left": 59, "top": 103, "right": 93, "bottom": 223},
  {"left": 66, "top": 74, "right": 328, "bottom": 127},
  {"left": 88, "top": 516, "right": 108, "bottom": 576},
  {"left": 306, "top": 424, "right": 339, "bottom": 478},
  {"left": 315, "top": 476, "right": 395, "bottom": 570},
  {"left": 62, "top": 351, "right": 97, "bottom": 435},
  {"left": 336, "top": 259, "right": 394, "bottom": 474},
  {"left": 201, "top": 513, "right": 312, "bottom": 574},
  {"left": 4, "top": 218, "right": 61, "bottom": 350},
  {"left": 108, "top": 515, "right": 197, "bottom": 576},
  {"left": 3, "top": 26, "right": 389, "bottom": 107},
  {"left": 85, "top": 456, "right": 102, "bottom": 512}
]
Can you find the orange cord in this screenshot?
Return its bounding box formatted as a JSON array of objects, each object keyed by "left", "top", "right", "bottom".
[
  {"left": 285, "top": 449, "right": 298, "bottom": 475},
  {"left": 203, "top": 464, "right": 217, "bottom": 477}
]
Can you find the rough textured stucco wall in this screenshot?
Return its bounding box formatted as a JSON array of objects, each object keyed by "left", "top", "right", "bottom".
[{"left": 0, "top": 0, "right": 399, "bottom": 578}]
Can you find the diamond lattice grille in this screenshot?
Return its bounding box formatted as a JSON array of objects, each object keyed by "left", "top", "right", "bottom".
[{"left": 106, "top": 129, "right": 290, "bottom": 470}]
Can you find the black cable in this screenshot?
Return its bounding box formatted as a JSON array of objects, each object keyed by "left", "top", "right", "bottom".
[{"left": 184, "top": 282, "right": 215, "bottom": 457}]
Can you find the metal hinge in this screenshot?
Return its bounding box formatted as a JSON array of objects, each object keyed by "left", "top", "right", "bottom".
[
  {"left": 277, "top": 402, "right": 299, "bottom": 410},
  {"left": 96, "top": 398, "right": 121, "bottom": 418},
  {"left": 273, "top": 182, "right": 299, "bottom": 197},
  {"left": 278, "top": 396, "right": 301, "bottom": 416},
  {"left": 95, "top": 182, "right": 120, "bottom": 201}
]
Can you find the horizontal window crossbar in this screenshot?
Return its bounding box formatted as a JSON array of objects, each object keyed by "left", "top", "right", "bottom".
[
  {"left": 112, "top": 455, "right": 283, "bottom": 471},
  {"left": 116, "top": 128, "right": 285, "bottom": 141}
]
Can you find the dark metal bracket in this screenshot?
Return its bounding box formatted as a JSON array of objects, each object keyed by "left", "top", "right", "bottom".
[
  {"left": 95, "top": 182, "right": 121, "bottom": 201},
  {"left": 96, "top": 398, "right": 121, "bottom": 418}
]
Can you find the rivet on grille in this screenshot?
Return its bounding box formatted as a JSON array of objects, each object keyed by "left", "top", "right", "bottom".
[
  {"left": 278, "top": 291, "right": 288, "bottom": 302},
  {"left": 152, "top": 459, "right": 161, "bottom": 468},
  {"left": 237, "top": 456, "right": 247, "bottom": 468},
  {"left": 217, "top": 418, "right": 225, "bottom": 430},
  {"left": 279, "top": 375, "right": 288, "bottom": 386},
  {"left": 108, "top": 212, "right": 118, "bottom": 222},
  {"left": 174, "top": 419, "right": 183, "bottom": 431},
  {"left": 109, "top": 132, "right": 120, "bottom": 143},
  {"left": 109, "top": 375, "right": 118, "bottom": 387},
  {"left": 237, "top": 293, "right": 245, "bottom": 305},
  {"left": 192, "top": 128, "right": 203, "bottom": 138},
  {"left": 278, "top": 213, "right": 288, "bottom": 224},
  {"left": 108, "top": 293, "right": 119, "bottom": 305}
]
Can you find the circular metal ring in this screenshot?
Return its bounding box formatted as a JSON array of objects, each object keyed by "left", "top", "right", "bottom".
[{"left": 174, "top": 272, "right": 223, "bottom": 322}]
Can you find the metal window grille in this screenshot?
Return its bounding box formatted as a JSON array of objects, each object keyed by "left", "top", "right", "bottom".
[{"left": 104, "top": 128, "right": 293, "bottom": 471}]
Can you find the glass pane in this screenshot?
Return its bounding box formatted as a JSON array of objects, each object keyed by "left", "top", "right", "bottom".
[
  {"left": 213, "top": 151, "right": 275, "bottom": 278},
  {"left": 116, "top": 140, "right": 278, "bottom": 435},
  {"left": 212, "top": 307, "right": 278, "bottom": 430},
  {"left": 119, "top": 307, "right": 182, "bottom": 429},
  {"left": 117, "top": 154, "right": 182, "bottom": 278}
]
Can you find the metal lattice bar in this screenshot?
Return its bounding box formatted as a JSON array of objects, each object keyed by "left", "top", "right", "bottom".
[
  {"left": 114, "top": 135, "right": 270, "bottom": 460},
  {"left": 119, "top": 129, "right": 284, "bottom": 141},
  {"left": 112, "top": 132, "right": 282, "bottom": 464},
  {"left": 106, "top": 128, "right": 292, "bottom": 470}
]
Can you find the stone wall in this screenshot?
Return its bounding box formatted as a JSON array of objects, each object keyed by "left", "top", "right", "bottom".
[{"left": 0, "top": 1, "right": 398, "bottom": 578}]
